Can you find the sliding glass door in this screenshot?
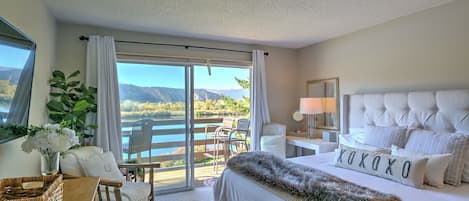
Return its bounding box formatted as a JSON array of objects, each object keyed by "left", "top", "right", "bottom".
[
  {"left": 117, "top": 60, "right": 252, "bottom": 193},
  {"left": 117, "top": 62, "right": 194, "bottom": 193}
]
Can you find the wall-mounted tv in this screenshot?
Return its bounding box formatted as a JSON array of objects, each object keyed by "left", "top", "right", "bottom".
[{"left": 0, "top": 17, "right": 36, "bottom": 144}]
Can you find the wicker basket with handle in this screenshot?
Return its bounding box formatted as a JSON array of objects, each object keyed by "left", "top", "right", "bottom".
[{"left": 0, "top": 174, "right": 63, "bottom": 201}]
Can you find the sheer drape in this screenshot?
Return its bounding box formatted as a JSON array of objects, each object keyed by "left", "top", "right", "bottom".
[
  {"left": 7, "top": 45, "right": 35, "bottom": 125},
  {"left": 86, "top": 35, "right": 122, "bottom": 160},
  {"left": 250, "top": 50, "right": 271, "bottom": 151}
]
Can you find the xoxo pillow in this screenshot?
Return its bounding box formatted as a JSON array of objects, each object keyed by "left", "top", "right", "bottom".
[{"left": 334, "top": 146, "right": 428, "bottom": 188}]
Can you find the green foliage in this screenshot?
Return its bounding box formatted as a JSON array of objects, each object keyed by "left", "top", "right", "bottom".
[
  {"left": 221, "top": 77, "right": 250, "bottom": 116},
  {"left": 120, "top": 99, "right": 249, "bottom": 120},
  {"left": 221, "top": 95, "right": 249, "bottom": 114},
  {"left": 0, "top": 124, "right": 28, "bottom": 139},
  {"left": 47, "top": 70, "right": 97, "bottom": 138},
  {"left": 0, "top": 80, "right": 16, "bottom": 108},
  {"left": 120, "top": 76, "right": 251, "bottom": 120},
  {"left": 235, "top": 77, "right": 250, "bottom": 90}
]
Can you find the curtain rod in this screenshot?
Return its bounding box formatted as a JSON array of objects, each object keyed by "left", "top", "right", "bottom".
[{"left": 79, "top": 35, "right": 269, "bottom": 56}]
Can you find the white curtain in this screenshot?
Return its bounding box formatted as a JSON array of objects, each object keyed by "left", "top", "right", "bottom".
[
  {"left": 86, "top": 35, "right": 122, "bottom": 160},
  {"left": 250, "top": 50, "right": 271, "bottom": 151}
]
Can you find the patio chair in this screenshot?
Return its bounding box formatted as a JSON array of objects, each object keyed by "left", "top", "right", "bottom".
[
  {"left": 216, "top": 118, "right": 250, "bottom": 167},
  {"left": 123, "top": 119, "right": 155, "bottom": 162},
  {"left": 204, "top": 117, "right": 235, "bottom": 170}
]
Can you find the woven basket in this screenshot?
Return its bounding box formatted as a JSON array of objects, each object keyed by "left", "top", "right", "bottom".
[{"left": 0, "top": 175, "right": 63, "bottom": 201}]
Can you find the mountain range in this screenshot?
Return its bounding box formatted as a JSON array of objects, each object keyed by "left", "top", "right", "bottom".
[
  {"left": 207, "top": 89, "right": 249, "bottom": 100},
  {"left": 0, "top": 66, "right": 21, "bottom": 84},
  {"left": 119, "top": 83, "right": 247, "bottom": 103}
]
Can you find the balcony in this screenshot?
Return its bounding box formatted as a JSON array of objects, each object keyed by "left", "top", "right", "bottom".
[{"left": 121, "top": 117, "right": 240, "bottom": 188}]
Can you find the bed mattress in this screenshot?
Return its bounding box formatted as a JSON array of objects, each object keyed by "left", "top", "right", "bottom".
[{"left": 214, "top": 152, "right": 469, "bottom": 201}]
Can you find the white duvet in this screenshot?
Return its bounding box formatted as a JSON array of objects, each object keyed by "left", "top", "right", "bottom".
[{"left": 214, "top": 152, "right": 469, "bottom": 201}]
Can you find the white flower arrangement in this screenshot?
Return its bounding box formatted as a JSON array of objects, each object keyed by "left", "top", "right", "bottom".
[{"left": 21, "top": 123, "right": 80, "bottom": 154}]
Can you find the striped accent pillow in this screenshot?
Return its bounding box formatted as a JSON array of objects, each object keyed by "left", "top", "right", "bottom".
[
  {"left": 363, "top": 126, "right": 407, "bottom": 148},
  {"left": 405, "top": 129, "right": 469, "bottom": 185}
]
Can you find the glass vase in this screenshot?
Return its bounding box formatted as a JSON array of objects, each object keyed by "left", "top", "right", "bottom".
[{"left": 40, "top": 151, "right": 60, "bottom": 176}]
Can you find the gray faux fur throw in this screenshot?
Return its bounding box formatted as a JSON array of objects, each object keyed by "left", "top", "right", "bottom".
[{"left": 226, "top": 152, "right": 401, "bottom": 201}]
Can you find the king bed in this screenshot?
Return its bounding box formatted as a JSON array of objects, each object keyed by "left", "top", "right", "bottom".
[{"left": 214, "top": 89, "right": 469, "bottom": 201}]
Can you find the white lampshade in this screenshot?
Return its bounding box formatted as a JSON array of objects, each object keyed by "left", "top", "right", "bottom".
[
  {"left": 322, "top": 97, "right": 337, "bottom": 113},
  {"left": 299, "top": 98, "right": 323, "bottom": 114}
]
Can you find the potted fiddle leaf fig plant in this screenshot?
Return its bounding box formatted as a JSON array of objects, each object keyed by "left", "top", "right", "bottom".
[{"left": 47, "top": 70, "right": 97, "bottom": 140}]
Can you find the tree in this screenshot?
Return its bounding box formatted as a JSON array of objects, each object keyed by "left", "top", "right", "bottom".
[{"left": 235, "top": 77, "right": 249, "bottom": 89}]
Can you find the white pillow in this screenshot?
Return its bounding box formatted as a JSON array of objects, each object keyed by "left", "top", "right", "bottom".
[
  {"left": 405, "top": 129, "right": 469, "bottom": 186},
  {"left": 391, "top": 145, "right": 452, "bottom": 188},
  {"left": 348, "top": 129, "right": 366, "bottom": 144},
  {"left": 60, "top": 146, "right": 104, "bottom": 176},
  {"left": 334, "top": 146, "right": 428, "bottom": 188},
  {"left": 363, "top": 126, "right": 407, "bottom": 148},
  {"left": 339, "top": 134, "right": 390, "bottom": 153},
  {"left": 79, "top": 152, "right": 123, "bottom": 182}
]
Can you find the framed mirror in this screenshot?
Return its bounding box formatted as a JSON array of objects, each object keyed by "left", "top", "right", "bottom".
[
  {"left": 0, "top": 17, "right": 36, "bottom": 143},
  {"left": 306, "top": 77, "right": 339, "bottom": 130}
]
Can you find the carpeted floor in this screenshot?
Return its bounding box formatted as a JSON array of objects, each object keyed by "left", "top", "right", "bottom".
[{"left": 155, "top": 186, "right": 214, "bottom": 201}]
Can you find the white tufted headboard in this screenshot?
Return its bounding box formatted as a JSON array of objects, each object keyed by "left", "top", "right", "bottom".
[{"left": 341, "top": 90, "right": 469, "bottom": 135}]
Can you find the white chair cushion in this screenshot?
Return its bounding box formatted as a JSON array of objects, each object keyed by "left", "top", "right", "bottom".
[
  {"left": 121, "top": 182, "right": 152, "bottom": 201},
  {"left": 79, "top": 152, "right": 124, "bottom": 182},
  {"left": 261, "top": 135, "right": 286, "bottom": 158},
  {"left": 99, "top": 182, "right": 151, "bottom": 201},
  {"left": 60, "top": 146, "right": 103, "bottom": 176}
]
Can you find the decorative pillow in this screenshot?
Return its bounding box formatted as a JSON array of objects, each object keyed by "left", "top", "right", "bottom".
[
  {"left": 405, "top": 129, "right": 469, "bottom": 185},
  {"left": 334, "top": 146, "right": 428, "bottom": 188},
  {"left": 339, "top": 135, "right": 390, "bottom": 153},
  {"left": 60, "top": 146, "right": 104, "bottom": 176},
  {"left": 391, "top": 145, "right": 452, "bottom": 188},
  {"left": 463, "top": 149, "right": 469, "bottom": 183},
  {"left": 79, "top": 152, "right": 123, "bottom": 182},
  {"left": 347, "top": 129, "right": 367, "bottom": 144},
  {"left": 363, "top": 126, "right": 407, "bottom": 148}
]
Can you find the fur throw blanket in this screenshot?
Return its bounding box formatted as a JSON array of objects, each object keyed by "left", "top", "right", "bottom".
[{"left": 226, "top": 152, "right": 401, "bottom": 201}]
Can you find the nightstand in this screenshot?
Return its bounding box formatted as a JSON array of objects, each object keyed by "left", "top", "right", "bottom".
[{"left": 286, "top": 136, "right": 338, "bottom": 157}]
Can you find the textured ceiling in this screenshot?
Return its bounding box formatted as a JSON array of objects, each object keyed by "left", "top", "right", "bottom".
[{"left": 44, "top": 0, "right": 453, "bottom": 48}]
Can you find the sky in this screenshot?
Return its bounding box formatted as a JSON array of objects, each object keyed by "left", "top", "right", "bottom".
[
  {"left": 0, "top": 44, "right": 31, "bottom": 69},
  {"left": 117, "top": 62, "right": 250, "bottom": 89}
]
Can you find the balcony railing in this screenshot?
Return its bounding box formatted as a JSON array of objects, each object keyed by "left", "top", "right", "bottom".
[{"left": 121, "top": 118, "right": 227, "bottom": 166}]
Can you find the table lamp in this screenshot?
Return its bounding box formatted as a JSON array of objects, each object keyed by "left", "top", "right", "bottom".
[{"left": 299, "top": 98, "right": 323, "bottom": 138}]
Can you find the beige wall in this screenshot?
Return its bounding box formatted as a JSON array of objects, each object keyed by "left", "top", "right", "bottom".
[
  {"left": 7, "top": 0, "right": 466, "bottom": 178},
  {"left": 55, "top": 23, "right": 299, "bottom": 128},
  {"left": 0, "top": 0, "right": 57, "bottom": 178},
  {"left": 297, "top": 0, "right": 469, "bottom": 98}
]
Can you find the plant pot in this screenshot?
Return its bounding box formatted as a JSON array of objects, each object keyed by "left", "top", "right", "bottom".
[{"left": 40, "top": 151, "right": 60, "bottom": 176}]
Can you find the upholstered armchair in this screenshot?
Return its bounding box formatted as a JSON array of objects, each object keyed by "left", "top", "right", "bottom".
[
  {"left": 60, "top": 146, "right": 159, "bottom": 201},
  {"left": 260, "top": 123, "right": 287, "bottom": 158}
]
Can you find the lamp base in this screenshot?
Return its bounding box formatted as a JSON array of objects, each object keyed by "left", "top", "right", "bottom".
[{"left": 307, "top": 115, "right": 315, "bottom": 139}]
